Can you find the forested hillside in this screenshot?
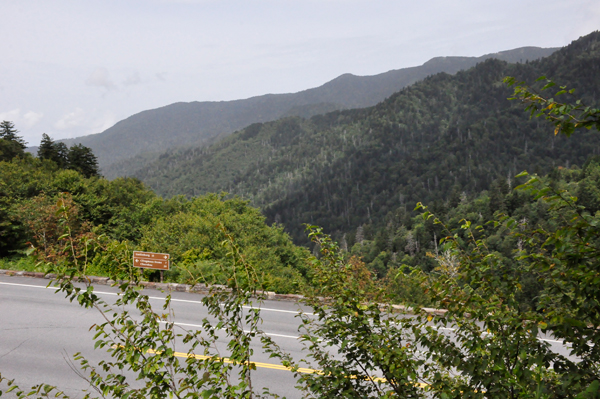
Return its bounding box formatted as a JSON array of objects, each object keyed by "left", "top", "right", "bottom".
[
  {"left": 0, "top": 141, "right": 308, "bottom": 293},
  {"left": 132, "top": 32, "right": 600, "bottom": 247},
  {"left": 45, "top": 46, "right": 555, "bottom": 178}
]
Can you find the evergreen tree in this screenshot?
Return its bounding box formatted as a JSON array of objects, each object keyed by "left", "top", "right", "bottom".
[
  {"left": 0, "top": 121, "right": 27, "bottom": 149},
  {"left": 68, "top": 143, "right": 100, "bottom": 177},
  {"left": 38, "top": 134, "right": 68, "bottom": 168},
  {"left": 55, "top": 142, "right": 69, "bottom": 168},
  {"left": 38, "top": 133, "right": 56, "bottom": 159},
  {"left": 0, "top": 121, "right": 27, "bottom": 161},
  {"left": 488, "top": 178, "right": 509, "bottom": 213}
]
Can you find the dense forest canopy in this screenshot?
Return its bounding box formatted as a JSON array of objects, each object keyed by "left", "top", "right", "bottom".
[{"left": 131, "top": 32, "right": 600, "bottom": 252}]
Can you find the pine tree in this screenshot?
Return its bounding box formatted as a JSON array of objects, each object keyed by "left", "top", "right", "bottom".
[
  {"left": 0, "top": 121, "right": 27, "bottom": 161},
  {"left": 38, "top": 134, "right": 68, "bottom": 168},
  {"left": 38, "top": 133, "right": 56, "bottom": 159},
  {"left": 67, "top": 143, "right": 99, "bottom": 177},
  {"left": 489, "top": 178, "right": 508, "bottom": 213},
  {"left": 55, "top": 143, "right": 69, "bottom": 168},
  {"left": 0, "top": 121, "right": 26, "bottom": 149}
]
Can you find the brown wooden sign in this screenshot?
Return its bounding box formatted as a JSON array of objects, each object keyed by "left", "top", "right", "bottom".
[{"left": 133, "top": 251, "right": 170, "bottom": 270}]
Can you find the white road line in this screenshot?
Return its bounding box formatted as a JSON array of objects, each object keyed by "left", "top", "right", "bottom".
[
  {"left": 0, "top": 281, "right": 53, "bottom": 289},
  {"left": 434, "top": 325, "right": 565, "bottom": 345},
  {"left": 159, "top": 320, "right": 300, "bottom": 339},
  {"left": 0, "top": 281, "right": 564, "bottom": 344},
  {"left": 0, "top": 281, "right": 120, "bottom": 297},
  {"left": 145, "top": 295, "right": 312, "bottom": 315},
  {"left": 0, "top": 281, "right": 312, "bottom": 315}
]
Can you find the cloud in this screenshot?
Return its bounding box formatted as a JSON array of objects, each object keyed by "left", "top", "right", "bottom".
[
  {"left": 123, "top": 71, "right": 141, "bottom": 86},
  {"left": 55, "top": 108, "right": 86, "bottom": 130},
  {"left": 0, "top": 108, "right": 44, "bottom": 129},
  {"left": 155, "top": 72, "right": 167, "bottom": 82},
  {"left": 85, "top": 67, "right": 116, "bottom": 90},
  {"left": 0, "top": 109, "right": 21, "bottom": 122},
  {"left": 54, "top": 108, "right": 117, "bottom": 135},
  {"left": 22, "top": 111, "right": 44, "bottom": 128}
]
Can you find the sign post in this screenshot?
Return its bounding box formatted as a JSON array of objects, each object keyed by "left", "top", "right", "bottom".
[{"left": 133, "top": 251, "right": 170, "bottom": 282}]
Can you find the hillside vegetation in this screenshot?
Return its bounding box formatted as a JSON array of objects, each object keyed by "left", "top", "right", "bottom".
[
  {"left": 0, "top": 150, "right": 308, "bottom": 293},
  {"left": 133, "top": 33, "right": 600, "bottom": 249},
  {"left": 46, "top": 46, "right": 555, "bottom": 177}
]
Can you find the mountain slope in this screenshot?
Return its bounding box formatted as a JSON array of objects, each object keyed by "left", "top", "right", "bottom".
[
  {"left": 131, "top": 32, "right": 600, "bottom": 244},
  {"left": 55, "top": 46, "right": 556, "bottom": 178}
]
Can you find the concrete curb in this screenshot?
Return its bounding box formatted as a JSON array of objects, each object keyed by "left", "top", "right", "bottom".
[
  {"left": 0, "top": 269, "right": 305, "bottom": 303},
  {"left": 0, "top": 269, "right": 447, "bottom": 315}
]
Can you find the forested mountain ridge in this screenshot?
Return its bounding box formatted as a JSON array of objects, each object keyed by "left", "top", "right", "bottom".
[
  {"left": 132, "top": 32, "right": 600, "bottom": 245},
  {"left": 47, "top": 46, "right": 556, "bottom": 178}
]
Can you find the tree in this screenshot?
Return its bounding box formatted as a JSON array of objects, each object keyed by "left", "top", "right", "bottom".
[
  {"left": 0, "top": 121, "right": 27, "bottom": 161},
  {"left": 67, "top": 143, "right": 99, "bottom": 178},
  {"left": 0, "top": 121, "right": 27, "bottom": 149},
  {"left": 38, "top": 134, "right": 68, "bottom": 168}
]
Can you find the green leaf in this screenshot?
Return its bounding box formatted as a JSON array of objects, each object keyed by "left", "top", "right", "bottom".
[{"left": 515, "top": 171, "right": 529, "bottom": 178}]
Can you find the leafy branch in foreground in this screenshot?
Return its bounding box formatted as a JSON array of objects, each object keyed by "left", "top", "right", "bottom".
[
  {"left": 414, "top": 201, "right": 563, "bottom": 398},
  {"left": 504, "top": 76, "right": 600, "bottom": 137},
  {"left": 293, "top": 225, "right": 424, "bottom": 398}
]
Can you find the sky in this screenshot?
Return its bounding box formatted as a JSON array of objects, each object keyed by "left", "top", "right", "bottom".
[{"left": 1, "top": 0, "right": 599, "bottom": 146}]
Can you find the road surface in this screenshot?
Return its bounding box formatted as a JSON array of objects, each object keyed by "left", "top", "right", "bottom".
[
  {"left": 0, "top": 274, "right": 576, "bottom": 398},
  {"left": 0, "top": 275, "right": 311, "bottom": 398}
]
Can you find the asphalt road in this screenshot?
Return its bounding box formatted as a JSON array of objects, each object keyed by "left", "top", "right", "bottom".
[
  {"left": 0, "top": 274, "right": 576, "bottom": 398},
  {"left": 0, "top": 275, "right": 312, "bottom": 398}
]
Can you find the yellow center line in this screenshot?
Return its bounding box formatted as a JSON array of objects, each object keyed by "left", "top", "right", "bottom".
[
  {"left": 146, "top": 348, "right": 319, "bottom": 374},
  {"left": 140, "top": 347, "right": 427, "bottom": 388}
]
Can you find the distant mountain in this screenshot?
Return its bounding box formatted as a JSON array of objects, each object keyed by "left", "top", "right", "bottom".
[
  {"left": 130, "top": 32, "right": 600, "bottom": 244},
  {"left": 40, "top": 46, "right": 556, "bottom": 178}
]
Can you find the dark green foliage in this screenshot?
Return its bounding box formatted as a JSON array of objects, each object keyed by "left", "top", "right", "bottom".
[
  {"left": 0, "top": 152, "right": 308, "bottom": 292},
  {"left": 0, "top": 121, "right": 27, "bottom": 149},
  {"left": 238, "top": 122, "right": 263, "bottom": 140},
  {"left": 38, "top": 133, "right": 68, "bottom": 168},
  {"left": 37, "top": 133, "right": 56, "bottom": 160},
  {"left": 578, "top": 157, "right": 600, "bottom": 214},
  {"left": 0, "top": 138, "right": 24, "bottom": 162},
  {"left": 38, "top": 133, "right": 99, "bottom": 177},
  {"left": 67, "top": 143, "right": 99, "bottom": 178},
  {"left": 0, "top": 121, "right": 27, "bottom": 161},
  {"left": 132, "top": 32, "right": 600, "bottom": 251}
]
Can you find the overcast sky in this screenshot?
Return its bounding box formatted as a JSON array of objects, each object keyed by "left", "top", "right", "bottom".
[{"left": 1, "top": 0, "right": 599, "bottom": 146}]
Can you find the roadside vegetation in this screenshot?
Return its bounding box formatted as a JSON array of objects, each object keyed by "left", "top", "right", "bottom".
[{"left": 2, "top": 34, "right": 600, "bottom": 397}]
